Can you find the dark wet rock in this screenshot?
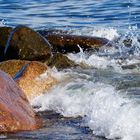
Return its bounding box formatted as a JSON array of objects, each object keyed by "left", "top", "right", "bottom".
[
  {"left": 0, "top": 27, "right": 12, "bottom": 61},
  {"left": 114, "top": 37, "right": 140, "bottom": 48},
  {"left": 0, "top": 60, "right": 57, "bottom": 101},
  {"left": 123, "top": 38, "right": 132, "bottom": 48},
  {"left": 0, "top": 26, "right": 52, "bottom": 61},
  {"left": 121, "top": 63, "right": 140, "bottom": 70},
  {"left": 0, "top": 70, "right": 38, "bottom": 132},
  {"left": 45, "top": 33, "right": 110, "bottom": 53},
  {"left": 46, "top": 53, "right": 76, "bottom": 69},
  {"left": 0, "top": 27, "right": 12, "bottom": 48}
]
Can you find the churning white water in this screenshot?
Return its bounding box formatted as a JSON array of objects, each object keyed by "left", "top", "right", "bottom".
[
  {"left": 31, "top": 28, "right": 140, "bottom": 140},
  {"left": 31, "top": 69, "right": 140, "bottom": 140}
]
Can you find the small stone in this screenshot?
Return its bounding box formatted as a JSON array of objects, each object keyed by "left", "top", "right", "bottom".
[{"left": 46, "top": 53, "right": 76, "bottom": 69}]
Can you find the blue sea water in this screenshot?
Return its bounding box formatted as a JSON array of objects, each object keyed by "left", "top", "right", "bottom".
[
  {"left": 0, "top": 0, "right": 139, "bottom": 29},
  {"left": 1, "top": 0, "right": 140, "bottom": 140}
]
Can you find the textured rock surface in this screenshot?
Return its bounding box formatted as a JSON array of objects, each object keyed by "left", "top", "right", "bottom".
[
  {"left": 0, "top": 26, "right": 52, "bottom": 61},
  {"left": 46, "top": 53, "right": 76, "bottom": 69},
  {"left": 45, "top": 33, "right": 110, "bottom": 53},
  {"left": 0, "top": 60, "right": 57, "bottom": 101},
  {"left": 0, "top": 60, "right": 29, "bottom": 78},
  {"left": 0, "top": 27, "right": 12, "bottom": 61},
  {"left": 15, "top": 61, "right": 57, "bottom": 102},
  {"left": 0, "top": 70, "right": 38, "bottom": 132}
]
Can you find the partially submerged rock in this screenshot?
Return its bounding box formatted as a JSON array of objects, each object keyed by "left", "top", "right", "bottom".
[
  {"left": 121, "top": 63, "right": 140, "bottom": 70},
  {"left": 45, "top": 33, "right": 110, "bottom": 53},
  {"left": 0, "top": 60, "right": 57, "bottom": 102},
  {"left": 0, "top": 26, "right": 52, "bottom": 61},
  {"left": 46, "top": 53, "right": 76, "bottom": 69},
  {"left": 0, "top": 70, "right": 38, "bottom": 132}
]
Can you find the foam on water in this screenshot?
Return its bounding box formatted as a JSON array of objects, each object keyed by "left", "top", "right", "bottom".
[
  {"left": 68, "top": 27, "right": 119, "bottom": 41},
  {"left": 67, "top": 49, "right": 140, "bottom": 74},
  {"left": 66, "top": 26, "right": 140, "bottom": 74},
  {"left": 30, "top": 26, "right": 140, "bottom": 139},
  {"left": 31, "top": 69, "right": 140, "bottom": 140}
]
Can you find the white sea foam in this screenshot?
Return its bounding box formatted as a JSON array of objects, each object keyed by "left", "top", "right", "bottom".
[
  {"left": 67, "top": 48, "right": 140, "bottom": 74},
  {"left": 31, "top": 70, "right": 140, "bottom": 140},
  {"left": 67, "top": 52, "right": 120, "bottom": 70},
  {"left": 31, "top": 27, "right": 140, "bottom": 140},
  {"left": 68, "top": 27, "right": 119, "bottom": 40}
]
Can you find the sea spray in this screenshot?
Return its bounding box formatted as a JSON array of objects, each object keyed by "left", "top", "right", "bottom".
[
  {"left": 31, "top": 68, "right": 140, "bottom": 140},
  {"left": 68, "top": 27, "right": 119, "bottom": 41}
]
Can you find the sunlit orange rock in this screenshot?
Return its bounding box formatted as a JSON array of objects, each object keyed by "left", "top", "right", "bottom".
[{"left": 15, "top": 61, "right": 57, "bottom": 102}]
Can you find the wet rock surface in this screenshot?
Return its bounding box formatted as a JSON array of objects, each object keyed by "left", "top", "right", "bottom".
[
  {"left": 0, "top": 70, "right": 38, "bottom": 132},
  {"left": 45, "top": 33, "right": 110, "bottom": 53},
  {"left": 0, "top": 26, "right": 52, "bottom": 61},
  {"left": 46, "top": 53, "right": 76, "bottom": 69},
  {"left": 0, "top": 27, "right": 12, "bottom": 61}
]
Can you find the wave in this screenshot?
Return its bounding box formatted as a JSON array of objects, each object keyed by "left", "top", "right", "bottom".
[
  {"left": 31, "top": 69, "right": 140, "bottom": 140},
  {"left": 31, "top": 26, "right": 140, "bottom": 140}
]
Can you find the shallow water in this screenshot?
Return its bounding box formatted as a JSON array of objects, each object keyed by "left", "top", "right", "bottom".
[{"left": 1, "top": 0, "right": 140, "bottom": 140}]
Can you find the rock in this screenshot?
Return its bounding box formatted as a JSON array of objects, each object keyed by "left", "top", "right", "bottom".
[
  {"left": 0, "top": 27, "right": 12, "bottom": 61},
  {"left": 16, "top": 62, "right": 57, "bottom": 102},
  {"left": 0, "top": 59, "right": 29, "bottom": 78},
  {"left": 0, "top": 60, "right": 57, "bottom": 101},
  {"left": 0, "top": 26, "right": 52, "bottom": 61},
  {"left": 0, "top": 70, "right": 38, "bottom": 132},
  {"left": 45, "top": 33, "right": 110, "bottom": 53},
  {"left": 46, "top": 53, "right": 76, "bottom": 69},
  {"left": 0, "top": 27, "right": 12, "bottom": 49},
  {"left": 121, "top": 63, "right": 140, "bottom": 70}
]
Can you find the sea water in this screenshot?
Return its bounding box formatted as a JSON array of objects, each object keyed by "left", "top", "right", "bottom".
[{"left": 1, "top": 0, "right": 140, "bottom": 140}]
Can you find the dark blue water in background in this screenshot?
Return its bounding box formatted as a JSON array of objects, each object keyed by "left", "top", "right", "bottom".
[{"left": 0, "top": 0, "right": 139, "bottom": 30}]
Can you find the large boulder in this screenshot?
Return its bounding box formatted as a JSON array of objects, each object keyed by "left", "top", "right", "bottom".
[
  {"left": 0, "top": 26, "right": 52, "bottom": 61},
  {"left": 45, "top": 33, "right": 110, "bottom": 53},
  {"left": 0, "top": 70, "right": 38, "bottom": 132},
  {"left": 0, "top": 60, "right": 57, "bottom": 101}
]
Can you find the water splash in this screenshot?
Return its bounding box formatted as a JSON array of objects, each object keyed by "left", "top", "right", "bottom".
[
  {"left": 68, "top": 27, "right": 119, "bottom": 40},
  {"left": 31, "top": 69, "right": 140, "bottom": 140}
]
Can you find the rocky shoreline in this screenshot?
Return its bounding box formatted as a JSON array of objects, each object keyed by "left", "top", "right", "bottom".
[{"left": 0, "top": 25, "right": 111, "bottom": 133}]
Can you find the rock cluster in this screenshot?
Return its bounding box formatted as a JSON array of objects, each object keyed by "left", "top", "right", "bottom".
[{"left": 0, "top": 25, "right": 109, "bottom": 133}]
